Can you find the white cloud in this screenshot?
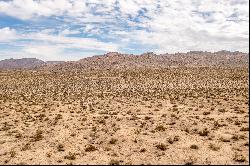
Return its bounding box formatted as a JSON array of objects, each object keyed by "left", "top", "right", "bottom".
[
  {"left": 0, "top": 0, "right": 74, "bottom": 19},
  {"left": 0, "top": 27, "right": 18, "bottom": 42},
  {"left": 0, "top": 26, "right": 119, "bottom": 51},
  {"left": 0, "top": 27, "right": 119, "bottom": 61},
  {"left": 23, "top": 45, "right": 62, "bottom": 59},
  {"left": 118, "top": 0, "right": 140, "bottom": 17},
  {"left": 111, "top": 0, "right": 249, "bottom": 53},
  {"left": 26, "top": 32, "right": 118, "bottom": 51},
  {"left": 60, "top": 29, "right": 81, "bottom": 35}
]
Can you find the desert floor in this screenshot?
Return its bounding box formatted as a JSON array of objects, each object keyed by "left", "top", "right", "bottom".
[{"left": 0, "top": 67, "right": 249, "bottom": 165}]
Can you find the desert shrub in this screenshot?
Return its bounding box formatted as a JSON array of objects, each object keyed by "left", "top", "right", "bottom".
[
  {"left": 10, "top": 149, "right": 16, "bottom": 158},
  {"left": 57, "top": 143, "right": 65, "bottom": 151},
  {"left": 21, "top": 143, "right": 31, "bottom": 151},
  {"left": 109, "top": 159, "right": 120, "bottom": 165},
  {"left": 203, "top": 111, "right": 210, "bottom": 115},
  {"left": 155, "top": 125, "right": 166, "bottom": 132},
  {"left": 198, "top": 128, "right": 209, "bottom": 136},
  {"left": 140, "top": 148, "right": 147, "bottom": 152},
  {"left": 240, "top": 127, "right": 249, "bottom": 131},
  {"left": 85, "top": 145, "right": 97, "bottom": 152},
  {"left": 109, "top": 138, "right": 118, "bottom": 144},
  {"left": 190, "top": 144, "right": 199, "bottom": 149},
  {"left": 31, "top": 129, "right": 43, "bottom": 142},
  {"left": 64, "top": 152, "right": 76, "bottom": 160},
  {"left": 156, "top": 143, "right": 167, "bottom": 151},
  {"left": 233, "top": 152, "right": 246, "bottom": 162},
  {"left": 208, "top": 143, "right": 220, "bottom": 151}
]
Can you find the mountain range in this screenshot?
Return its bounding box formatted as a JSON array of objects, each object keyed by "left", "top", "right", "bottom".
[
  {"left": 0, "top": 58, "right": 64, "bottom": 70},
  {"left": 0, "top": 51, "right": 248, "bottom": 71}
]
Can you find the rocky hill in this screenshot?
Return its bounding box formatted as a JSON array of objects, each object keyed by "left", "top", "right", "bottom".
[{"left": 44, "top": 51, "right": 249, "bottom": 72}]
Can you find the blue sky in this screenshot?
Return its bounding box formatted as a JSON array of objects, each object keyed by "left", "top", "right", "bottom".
[{"left": 0, "top": 0, "right": 249, "bottom": 61}]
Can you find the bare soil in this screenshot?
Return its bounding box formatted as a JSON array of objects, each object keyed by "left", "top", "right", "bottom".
[{"left": 0, "top": 67, "right": 248, "bottom": 165}]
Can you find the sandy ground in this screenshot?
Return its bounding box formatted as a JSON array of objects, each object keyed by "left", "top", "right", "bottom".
[{"left": 0, "top": 67, "right": 248, "bottom": 165}]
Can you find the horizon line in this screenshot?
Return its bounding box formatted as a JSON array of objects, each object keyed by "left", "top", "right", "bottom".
[{"left": 0, "top": 50, "right": 249, "bottom": 62}]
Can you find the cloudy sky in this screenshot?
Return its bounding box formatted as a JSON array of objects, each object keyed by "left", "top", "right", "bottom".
[{"left": 0, "top": 0, "right": 249, "bottom": 61}]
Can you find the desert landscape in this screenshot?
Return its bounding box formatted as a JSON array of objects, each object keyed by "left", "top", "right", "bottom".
[{"left": 0, "top": 51, "right": 249, "bottom": 165}]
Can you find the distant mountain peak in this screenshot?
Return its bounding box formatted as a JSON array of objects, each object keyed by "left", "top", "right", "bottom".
[
  {"left": 104, "top": 52, "right": 123, "bottom": 57},
  {"left": 0, "top": 58, "right": 63, "bottom": 70}
]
